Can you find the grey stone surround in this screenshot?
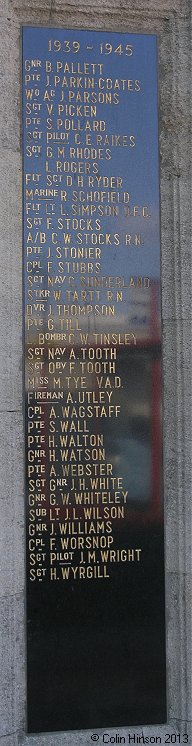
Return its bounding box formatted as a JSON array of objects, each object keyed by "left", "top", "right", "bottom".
[{"left": 0, "top": 1, "right": 191, "bottom": 744}]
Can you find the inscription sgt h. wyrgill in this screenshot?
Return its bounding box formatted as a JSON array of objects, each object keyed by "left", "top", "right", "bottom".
[{"left": 22, "top": 27, "right": 166, "bottom": 733}]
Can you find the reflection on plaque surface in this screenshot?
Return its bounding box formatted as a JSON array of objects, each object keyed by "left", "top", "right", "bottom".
[{"left": 23, "top": 27, "right": 166, "bottom": 733}]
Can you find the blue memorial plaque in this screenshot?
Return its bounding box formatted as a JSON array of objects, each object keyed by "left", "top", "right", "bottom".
[{"left": 22, "top": 27, "right": 166, "bottom": 733}]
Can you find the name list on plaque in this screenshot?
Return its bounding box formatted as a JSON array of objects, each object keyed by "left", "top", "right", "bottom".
[{"left": 22, "top": 27, "right": 166, "bottom": 733}]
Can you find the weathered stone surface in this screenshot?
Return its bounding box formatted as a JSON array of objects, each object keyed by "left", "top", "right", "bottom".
[
  {"left": 0, "top": 147, "right": 22, "bottom": 410},
  {"left": 0, "top": 736, "right": 19, "bottom": 746},
  {"left": 166, "top": 572, "right": 192, "bottom": 721},
  {"left": 0, "top": 414, "right": 24, "bottom": 598},
  {"left": 170, "top": 720, "right": 192, "bottom": 742},
  {"left": 0, "top": 0, "right": 191, "bottom": 744},
  {"left": 0, "top": 594, "right": 25, "bottom": 738},
  {"left": 22, "top": 729, "right": 140, "bottom": 746}
]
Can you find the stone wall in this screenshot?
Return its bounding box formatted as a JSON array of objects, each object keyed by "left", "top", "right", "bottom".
[{"left": 0, "top": 1, "right": 191, "bottom": 744}]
